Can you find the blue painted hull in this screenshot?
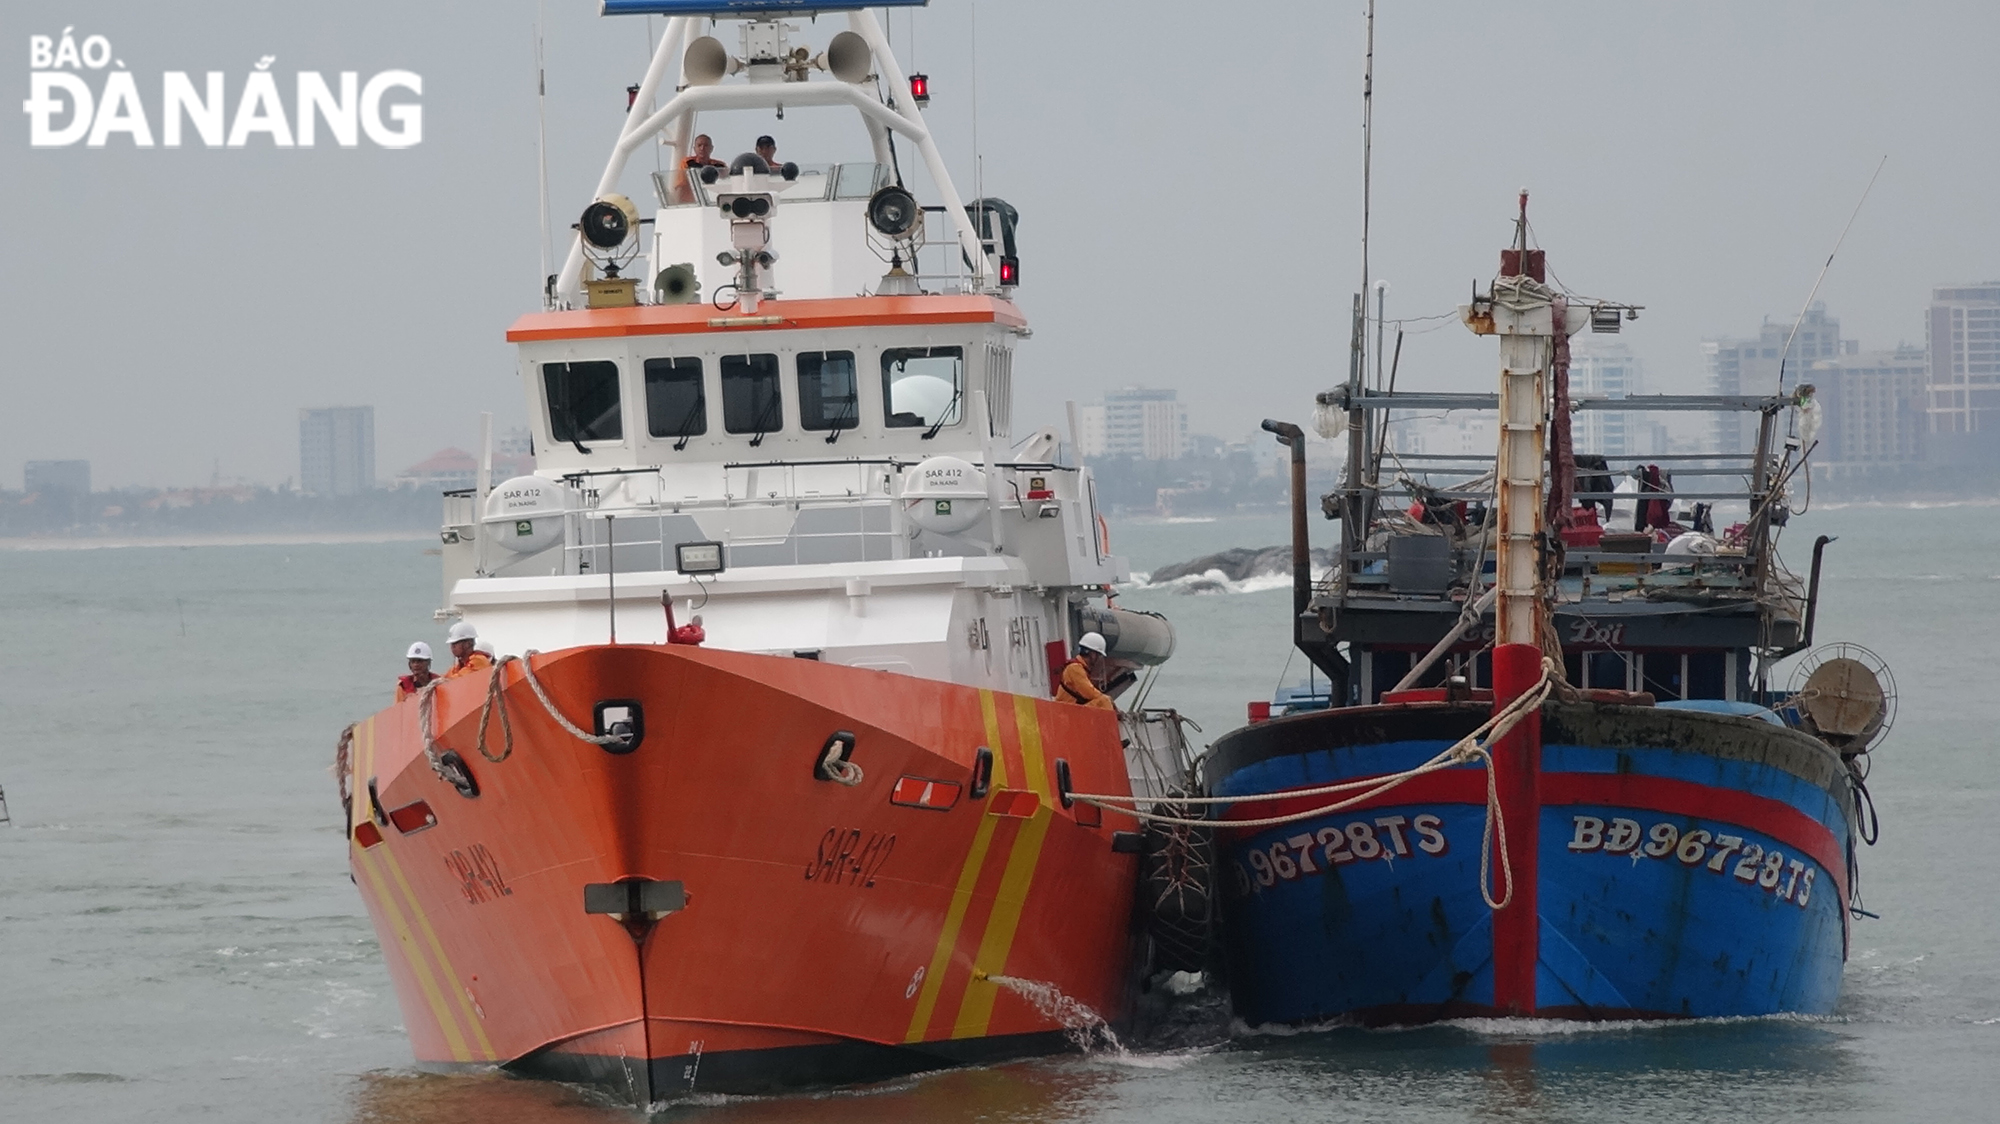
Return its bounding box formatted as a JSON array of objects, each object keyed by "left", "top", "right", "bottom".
[{"left": 1205, "top": 701, "right": 1855, "bottom": 1025}]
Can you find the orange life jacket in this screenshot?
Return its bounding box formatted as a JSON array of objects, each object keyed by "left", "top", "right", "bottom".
[
  {"left": 1058, "top": 658, "right": 1114, "bottom": 710},
  {"left": 445, "top": 652, "right": 494, "bottom": 680}
]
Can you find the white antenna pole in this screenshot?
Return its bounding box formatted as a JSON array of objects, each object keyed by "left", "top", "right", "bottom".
[
  {"left": 970, "top": 0, "right": 981, "bottom": 203},
  {"left": 476, "top": 410, "right": 494, "bottom": 577},
  {"left": 1775, "top": 154, "right": 1888, "bottom": 394},
  {"left": 536, "top": 2, "right": 552, "bottom": 306},
  {"left": 1359, "top": 0, "right": 1375, "bottom": 333}
]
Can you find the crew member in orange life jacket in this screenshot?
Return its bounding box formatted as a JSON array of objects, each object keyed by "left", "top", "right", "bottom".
[
  {"left": 1058, "top": 632, "right": 1115, "bottom": 710},
  {"left": 396, "top": 642, "right": 441, "bottom": 701},
  {"left": 443, "top": 620, "right": 493, "bottom": 680}
]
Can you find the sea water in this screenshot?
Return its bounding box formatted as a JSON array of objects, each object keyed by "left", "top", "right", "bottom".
[{"left": 2, "top": 505, "right": 1997, "bottom": 1121}]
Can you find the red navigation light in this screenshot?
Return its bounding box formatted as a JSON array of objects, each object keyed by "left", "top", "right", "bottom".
[
  {"left": 998, "top": 255, "right": 1019, "bottom": 287},
  {"left": 626, "top": 83, "right": 641, "bottom": 111},
  {"left": 908, "top": 73, "right": 930, "bottom": 107}
]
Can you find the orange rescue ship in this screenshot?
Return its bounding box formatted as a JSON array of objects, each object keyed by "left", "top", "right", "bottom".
[{"left": 337, "top": 3, "right": 1190, "bottom": 1104}]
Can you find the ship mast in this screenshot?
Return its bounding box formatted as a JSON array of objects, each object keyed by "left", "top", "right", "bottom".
[
  {"left": 1460, "top": 190, "right": 1566, "bottom": 1017},
  {"left": 1476, "top": 191, "right": 1556, "bottom": 651}
]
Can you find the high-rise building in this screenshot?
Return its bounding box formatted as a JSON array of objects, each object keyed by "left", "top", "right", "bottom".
[
  {"left": 23, "top": 459, "right": 89, "bottom": 495},
  {"left": 1076, "top": 404, "right": 1108, "bottom": 458},
  {"left": 1806, "top": 346, "right": 1927, "bottom": 475},
  {"left": 1705, "top": 305, "right": 1851, "bottom": 454},
  {"left": 1924, "top": 283, "right": 2000, "bottom": 466},
  {"left": 1096, "top": 387, "right": 1188, "bottom": 460},
  {"left": 299, "top": 406, "right": 376, "bottom": 496},
  {"left": 1569, "top": 340, "right": 1659, "bottom": 458}
]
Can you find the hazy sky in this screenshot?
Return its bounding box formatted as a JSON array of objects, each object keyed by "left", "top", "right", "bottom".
[{"left": 5, "top": 1, "right": 1998, "bottom": 488}]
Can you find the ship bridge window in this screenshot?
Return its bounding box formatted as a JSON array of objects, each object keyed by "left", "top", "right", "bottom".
[
  {"left": 645, "top": 358, "right": 706, "bottom": 446},
  {"left": 797, "top": 351, "right": 859, "bottom": 435},
  {"left": 721, "top": 353, "right": 783, "bottom": 441},
  {"left": 882, "top": 347, "right": 964, "bottom": 434},
  {"left": 543, "top": 361, "right": 622, "bottom": 444}
]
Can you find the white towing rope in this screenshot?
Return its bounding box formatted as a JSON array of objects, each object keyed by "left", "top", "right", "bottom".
[
  {"left": 1066, "top": 659, "right": 1562, "bottom": 912},
  {"left": 414, "top": 651, "right": 628, "bottom": 783}
]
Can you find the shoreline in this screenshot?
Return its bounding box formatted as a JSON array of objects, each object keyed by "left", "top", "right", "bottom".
[{"left": 0, "top": 530, "right": 436, "bottom": 551}]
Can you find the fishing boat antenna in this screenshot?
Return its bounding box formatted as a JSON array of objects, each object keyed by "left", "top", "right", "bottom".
[
  {"left": 536, "top": 1, "right": 553, "bottom": 308},
  {"left": 1359, "top": 0, "right": 1374, "bottom": 333},
  {"left": 1339, "top": 0, "right": 1378, "bottom": 554},
  {"left": 1774, "top": 154, "right": 1887, "bottom": 394}
]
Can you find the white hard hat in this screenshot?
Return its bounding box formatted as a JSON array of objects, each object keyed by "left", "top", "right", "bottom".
[
  {"left": 1078, "top": 631, "right": 1108, "bottom": 655},
  {"left": 447, "top": 620, "right": 478, "bottom": 643},
  {"left": 475, "top": 639, "right": 496, "bottom": 657},
  {"left": 406, "top": 641, "right": 433, "bottom": 660}
]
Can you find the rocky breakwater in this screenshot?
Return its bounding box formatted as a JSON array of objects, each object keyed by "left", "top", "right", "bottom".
[{"left": 1141, "top": 545, "right": 1335, "bottom": 594}]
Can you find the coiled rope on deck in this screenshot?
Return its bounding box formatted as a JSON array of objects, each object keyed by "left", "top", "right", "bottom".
[{"left": 1067, "top": 659, "right": 1561, "bottom": 911}]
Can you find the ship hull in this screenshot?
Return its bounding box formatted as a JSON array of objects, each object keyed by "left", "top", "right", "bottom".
[
  {"left": 1204, "top": 701, "right": 1854, "bottom": 1026},
  {"left": 343, "top": 644, "right": 1138, "bottom": 1103}
]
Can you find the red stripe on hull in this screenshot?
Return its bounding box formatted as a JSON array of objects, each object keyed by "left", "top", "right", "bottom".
[{"left": 1217, "top": 769, "right": 1847, "bottom": 905}]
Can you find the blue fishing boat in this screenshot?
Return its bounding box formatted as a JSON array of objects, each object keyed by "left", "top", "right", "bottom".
[{"left": 1200, "top": 197, "right": 1891, "bottom": 1027}]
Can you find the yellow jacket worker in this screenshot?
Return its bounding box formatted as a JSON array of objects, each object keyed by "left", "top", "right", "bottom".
[{"left": 1058, "top": 632, "right": 1115, "bottom": 710}]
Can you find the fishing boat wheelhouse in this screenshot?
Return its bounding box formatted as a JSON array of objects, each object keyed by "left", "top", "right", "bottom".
[{"left": 1204, "top": 200, "right": 1889, "bottom": 1028}]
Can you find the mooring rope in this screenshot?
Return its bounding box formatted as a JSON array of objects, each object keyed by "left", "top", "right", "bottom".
[
  {"left": 514, "top": 650, "right": 628, "bottom": 746},
  {"left": 405, "top": 650, "right": 627, "bottom": 782},
  {"left": 817, "top": 739, "right": 864, "bottom": 787},
  {"left": 414, "top": 681, "right": 455, "bottom": 784},
  {"left": 332, "top": 723, "right": 356, "bottom": 821},
  {"left": 475, "top": 657, "right": 516, "bottom": 763},
  {"left": 1067, "top": 659, "right": 1559, "bottom": 912}
]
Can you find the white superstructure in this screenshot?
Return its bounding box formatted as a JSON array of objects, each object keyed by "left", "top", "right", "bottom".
[{"left": 432, "top": 7, "right": 1174, "bottom": 713}]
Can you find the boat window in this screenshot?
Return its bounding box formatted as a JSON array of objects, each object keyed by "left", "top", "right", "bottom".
[
  {"left": 721, "top": 353, "right": 783, "bottom": 441},
  {"left": 833, "top": 162, "right": 892, "bottom": 200},
  {"left": 1687, "top": 651, "right": 1728, "bottom": 699},
  {"left": 1642, "top": 653, "right": 1688, "bottom": 701},
  {"left": 797, "top": 351, "right": 859, "bottom": 435},
  {"left": 1583, "top": 651, "right": 1633, "bottom": 692},
  {"left": 644, "top": 358, "right": 706, "bottom": 445},
  {"left": 881, "top": 346, "right": 964, "bottom": 434},
  {"left": 543, "top": 361, "right": 622, "bottom": 443}
]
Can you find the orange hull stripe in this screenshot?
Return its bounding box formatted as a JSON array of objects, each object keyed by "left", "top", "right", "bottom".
[
  {"left": 950, "top": 695, "right": 1055, "bottom": 1038},
  {"left": 506, "top": 294, "right": 1028, "bottom": 343},
  {"left": 902, "top": 690, "right": 1013, "bottom": 1043}
]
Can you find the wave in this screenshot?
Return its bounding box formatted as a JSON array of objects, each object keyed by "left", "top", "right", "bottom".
[
  {"left": 1232, "top": 1009, "right": 1842, "bottom": 1040},
  {"left": 1129, "top": 566, "right": 1329, "bottom": 595}
]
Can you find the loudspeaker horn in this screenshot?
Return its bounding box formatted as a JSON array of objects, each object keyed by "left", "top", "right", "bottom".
[
  {"left": 821, "top": 31, "right": 871, "bottom": 84},
  {"left": 655, "top": 263, "right": 701, "bottom": 304},
  {"left": 683, "top": 36, "right": 729, "bottom": 86}
]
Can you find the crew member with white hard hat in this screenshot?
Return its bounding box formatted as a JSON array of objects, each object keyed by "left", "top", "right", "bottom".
[
  {"left": 396, "top": 641, "right": 441, "bottom": 701},
  {"left": 1057, "top": 631, "right": 1115, "bottom": 711},
  {"left": 443, "top": 620, "right": 493, "bottom": 680}
]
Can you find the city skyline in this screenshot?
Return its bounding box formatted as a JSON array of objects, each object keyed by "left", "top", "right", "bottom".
[{"left": 8, "top": 2, "right": 2000, "bottom": 489}]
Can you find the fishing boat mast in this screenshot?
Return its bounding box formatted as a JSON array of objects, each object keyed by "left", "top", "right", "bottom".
[
  {"left": 1459, "top": 190, "right": 1585, "bottom": 1015},
  {"left": 1481, "top": 192, "right": 1555, "bottom": 654}
]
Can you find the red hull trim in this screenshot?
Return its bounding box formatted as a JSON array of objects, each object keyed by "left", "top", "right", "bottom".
[{"left": 1216, "top": 770, "right": 1848, "bottom": 905}]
